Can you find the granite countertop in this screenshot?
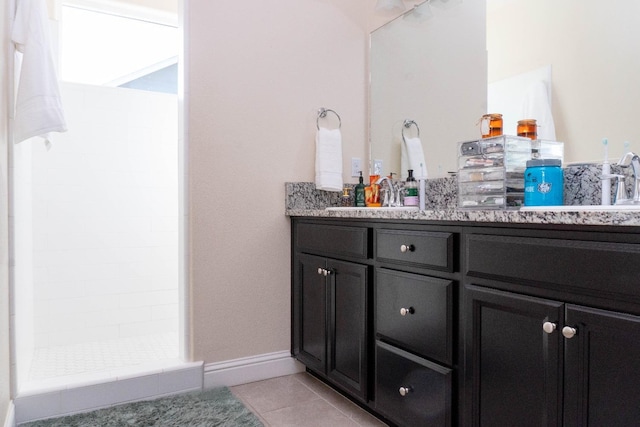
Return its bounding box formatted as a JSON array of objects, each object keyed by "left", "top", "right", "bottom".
[
  {"left": 285, "top": 182, "right": 640, "bottom": 228},
  {"left": 285, "top": 206, "right": 640, "bottom": 227}
]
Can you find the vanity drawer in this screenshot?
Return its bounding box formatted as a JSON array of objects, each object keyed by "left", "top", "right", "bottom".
[
  {"left": 376, "top": 268, "right": 452, "bottom": 364},
  {"left": 375, "top": 341, "right": 451, "bottom": 427},
  {"left": 465, "top": 232, "right": 640, "bottom": 301},
  {"left": 376, "top": 229, "right": 454, "bottom": 272},
  {"left": 296, "top": 223, "right": 368, "bottom": 259}
]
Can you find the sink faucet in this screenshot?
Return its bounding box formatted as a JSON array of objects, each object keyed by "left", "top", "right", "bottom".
[
  {"left": 376, "top": 175, "right": 399, "bottom": 207},
  {"left": 616, "top": 152, "right": 640, "bottom": 204}
]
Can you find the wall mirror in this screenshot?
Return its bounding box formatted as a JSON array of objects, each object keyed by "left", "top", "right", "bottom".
[{"left": 370, "top": 0, "right": 640, "bottom": 178}]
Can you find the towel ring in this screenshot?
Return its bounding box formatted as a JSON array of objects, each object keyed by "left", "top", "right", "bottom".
[
  {"left": 317, "top": 108, "right": 342, "bottom": 130},
  {"left": 402, "top": 119, "right": 420, "bottom": 143}
]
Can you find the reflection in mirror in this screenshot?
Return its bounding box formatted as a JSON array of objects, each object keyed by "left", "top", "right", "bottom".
[
  {"left": 488, "top": 0, "right": 640, "bottom": 163},
  {"left": 371, "top": 0, "right": 640, "bottom": 176},
  {"left": 370, "top": 1, "right": 486, "bottom": 178}
]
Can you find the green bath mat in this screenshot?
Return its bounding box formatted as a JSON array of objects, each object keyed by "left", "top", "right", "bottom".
[{"left": 21, "top": 387, "right": 263, "bottom": 427}]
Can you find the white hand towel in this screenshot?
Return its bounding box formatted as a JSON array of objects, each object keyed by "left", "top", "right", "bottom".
[
  {"left": 12, "top": 0, "right": 67, "bottom": 144},
  {"left": 403, "top": 137, "right": 427, "bottom": 178},
  {"left": 315, "top": 127, "right": 343, "bottom": 192},
  {"left": 401, "top": 140, "right": 409, "bottom": 180},
  {"left": 521, "top": 80, "right": 556, "bottom": 141}
]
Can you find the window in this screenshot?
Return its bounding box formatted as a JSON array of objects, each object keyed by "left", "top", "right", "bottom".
[{"left": 60, "top": 4, "right": 178, "bottom": 93}]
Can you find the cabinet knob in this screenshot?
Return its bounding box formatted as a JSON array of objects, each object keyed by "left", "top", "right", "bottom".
[
  {"left": 562, "top": 326, "right": 577, "bottom": 339},
  {"left": 324, "top": 269, "right": 332, "bottom": 276},
  {"left": 400, "top": 244, "right": 415, "bottom": 253},
  {"left": 400, "top": 307, "right": 415, "bottom": 316},
  {"left": 399, "top": 386, "right": 412, "bottom": 397},
  {"left": 542, "top": 322, "right": 557, "bottom": 334},
  {"left": 400, "top": 245, "right": 416, "bottom": 253},
  {"left": 317, "top": 267, "right": 324, "bottom": 275}
]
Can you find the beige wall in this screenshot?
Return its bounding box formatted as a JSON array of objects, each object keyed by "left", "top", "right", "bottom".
[
  {"left": 187, "top": 0, "right": 371, "bottom": 362},
  {"left": 488, "top": 0, "right": 640, "bottom": 163},
  {"left": 1, "top": 0, "right": 12, "bottom": 423}
]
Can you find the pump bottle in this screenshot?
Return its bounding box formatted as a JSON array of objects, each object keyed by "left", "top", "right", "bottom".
[
  {"left": 355, "top": 172, "right": 366, "bottom": 207},
  {"left": 404, "top": 169, "right": 419, "bottom": 206}
]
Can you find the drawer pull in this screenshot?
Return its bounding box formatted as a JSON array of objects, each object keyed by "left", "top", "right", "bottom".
[
  {"left": 399, "top": 386, "right": 412, "bottom": 397},
  {"left": 562, "top": 326, "right": 577, "bottom": 339},
  {"left": 400, "top": 244, "right": 415, "bottom": 253},
  {"left": 400, "top": 307, "right": 415, "bottom": 316},
  {"left": 542, "top": 322, "right": 557, "bottom": 334}
]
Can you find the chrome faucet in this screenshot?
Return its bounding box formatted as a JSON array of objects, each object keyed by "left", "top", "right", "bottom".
[
  {"left": 616, "top": 152, "right": 640, "bottom": 204},
  {"left": 376, "top": 175, "right": 400, "bottom": 207}
]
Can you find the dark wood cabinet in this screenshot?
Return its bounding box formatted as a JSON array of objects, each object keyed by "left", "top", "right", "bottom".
[
  {"left": 466, "top": 285, "right": 640, "bottom": 427},
  {"left": 292, "top": 217, "right": 640, "bottom": 426},
  {"left": 465, "top": 285, "right": 563, "bottom": 427},
  {"left": 296, "top": 253, "right": 327, "bottom": 374},
  {"left": 463, "top": 228, "right": 640, "bottom": 427},
  {"left": 327, "top": 258, "right": 369, "bottom": 399},
  {"left": 564, "top": 304, "right": 640, "bottom": 426},
  {"left": 292, "top": 223, "right": 370, "bottom": 402},
  {"left": 374, "top": 227, "right": 458, "bottom": 427}
]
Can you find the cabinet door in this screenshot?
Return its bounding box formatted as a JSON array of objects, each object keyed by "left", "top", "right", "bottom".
[
  {"left": 296, "top": 253, "right": 327, "bottom": 374},
  {"left": 564, "top": 305, "right": 640, "bottom": 427},
  {"left": 465, "top": 285, "right": 564, "bottom": 427},
  {"left": 327, "top": 259, "right": 369, "bottom": 401}
]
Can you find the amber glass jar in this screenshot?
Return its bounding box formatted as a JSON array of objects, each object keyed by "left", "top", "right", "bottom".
[
  {"left": 481, "top": 113, "right": 503, "bottom": 138},
  {"left": 517, "top": 119, "right": 537, "bottom": 140}
]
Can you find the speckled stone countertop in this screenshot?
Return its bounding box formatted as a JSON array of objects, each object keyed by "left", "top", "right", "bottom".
[
  {"left": 286, "top": 176, "right": 640, "bottom": 228},
  {"left": 286, "top": 206, "right": 640, "bottom": 227}
]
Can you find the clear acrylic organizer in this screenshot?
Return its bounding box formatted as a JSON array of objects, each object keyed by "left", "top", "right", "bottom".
[{"left": 457, "top": 136, "right": 564, "bottom": 209}]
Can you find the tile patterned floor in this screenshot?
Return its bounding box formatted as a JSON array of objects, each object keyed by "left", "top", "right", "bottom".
[
  {"left": 231, "top": 373, "right": 389, "bottom": 427},
  {"left": 28, "top": 332, "right": 179, "bottom": 381}
]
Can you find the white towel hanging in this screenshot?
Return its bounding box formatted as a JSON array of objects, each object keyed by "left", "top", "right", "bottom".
[
  {"left": 521, "top": 80, "right": 556, "bottom": 141},
  {"left": 403, "top": 137, "right": 427, "bottom": 179},
  {"left": 315, "top": 127, "right": 343, "bottom": 192},
  {"left": 12, "top": 0, "right": 67, "bottom": 144}
]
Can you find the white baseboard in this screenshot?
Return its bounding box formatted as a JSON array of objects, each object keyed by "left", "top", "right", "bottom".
[
  {"left": 3, "top": 401, "right": 15, "bottom": 427},
  {"left": 14, "top": 361, "right": 203, "bottom": 425},
  {"left": 204, "top": 351, "right": 305, "bottom": 388}
]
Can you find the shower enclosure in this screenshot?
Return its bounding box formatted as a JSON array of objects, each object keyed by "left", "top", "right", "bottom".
[{"left": 10, "top": 0, "right": 185, "bottom": 393}]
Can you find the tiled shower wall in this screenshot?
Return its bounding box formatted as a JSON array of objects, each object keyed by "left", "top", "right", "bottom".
[{"left": 30, "top": 82, "right": 178, "bottom": 348}]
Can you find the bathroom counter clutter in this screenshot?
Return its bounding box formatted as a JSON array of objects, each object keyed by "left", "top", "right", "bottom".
[{"left": 285, "top": 181, "right": 640, "bottom": 227}]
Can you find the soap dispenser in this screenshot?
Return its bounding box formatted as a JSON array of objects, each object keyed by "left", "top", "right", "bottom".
[
  {"left": 404, "top": 169, "right": 419, "bottom": 206},
  {"left": 355, "top": 172, "right": 366, "bottom": 207},
  {"left": 341, "top": 186, "right": 352, "bottom": 207}
]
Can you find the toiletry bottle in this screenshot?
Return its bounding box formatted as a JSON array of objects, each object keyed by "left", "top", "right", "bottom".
[
  {"left": 524, "top": 159, "right": 563, "bottom": 206},
  {"left": 341, "top": 186, "right": 352, "bottom": 207},
  {"left": 355, "top": 172, "right": 366, "bottom": 207},
  {"left": 404, "top": 169, "right": 419, "bottom": 206},
  {"left": 601, "top": 138, "right": 611, "bottom": 205},
  {"left": 367, "top": 174, "right": 381, "bottom": 207}
]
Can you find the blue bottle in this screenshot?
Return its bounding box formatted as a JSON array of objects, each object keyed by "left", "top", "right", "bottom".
[{"left": 524, "top": 159, "right": 563, "bottom": 206}]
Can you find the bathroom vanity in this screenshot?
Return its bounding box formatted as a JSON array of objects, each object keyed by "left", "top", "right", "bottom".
[{"left": 289, "top": 195, "right": 640, "bottom": 426}]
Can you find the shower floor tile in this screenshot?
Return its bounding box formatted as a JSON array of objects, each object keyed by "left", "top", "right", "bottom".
[{"left": 27, "top": 333, "right": 179, "bottom": 383}]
